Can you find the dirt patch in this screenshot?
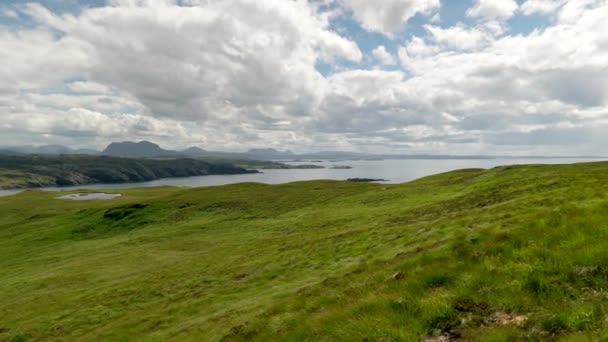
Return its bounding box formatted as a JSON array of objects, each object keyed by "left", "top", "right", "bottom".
[
  {"left": 493, "top": 312, "right": 528, "bottom": 326},
  {"left": 423, "top": 334, "right": 452, "bottom": 342},
  {"left": 221, "top": 321, "right": 259, "bottom": 341}
]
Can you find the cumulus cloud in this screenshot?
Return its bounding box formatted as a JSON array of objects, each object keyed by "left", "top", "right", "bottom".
[
  {"left": 0, "top": 0, "right": 607, "bottom": 155},
  {"left": 338, "top": 0, "right": 440, "bottom": 37},
  {"left": 67, "top": 82, "right": 113, "bottom": 95},
  {"left": 372, "top": 46, "right": 396, "bottom": 65},
  {"left": 0, "top": 0, "right": 363, "bottom": 149},
  {"left": 23, "top": 0, "right": 361, "bottom": 123},
  {"left": 558, "top": 0, "right": 606, "bottom": 23},
  {"left": 2, "top": 8, "right": 18, "bottom": 18},
  {"left": 466, "top": 0, "right": 519, "bottom": 20},
  {"left": 424, "top": 24, "right": 496, "bottom": 50},
  {"left": 521, "top": 0, "right": 568, "bottom": 15},
  {"left": 388, "top": 2, "right": 608, "bottom": 153}
]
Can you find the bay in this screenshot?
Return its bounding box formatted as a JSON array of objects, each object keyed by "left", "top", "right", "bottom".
[{"left": 0, "top": 158, "right": 604, "bottom": 197}]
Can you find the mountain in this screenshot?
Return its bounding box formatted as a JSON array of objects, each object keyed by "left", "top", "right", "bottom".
[
  {"left": 103, "top": 141, "right": 211, "bottom": 158},
  {"left": 0, "top": 145, "right": 99, "bottom": 155},
  {"left": 0, "top": 149, "right": 22, "bottom": 155},
  {"left": 5, "top": 141, "right": 605, "bottom": 161},
  {"left": 35, "top": 145, "right": 72, "bottom": 155},
  {"left": 74, "top": 148, "right": 100, "bottom": 155},
  {"left": 247, "top": 148, "right": 294, "bottom": 160},
  {"left": 103, "top": 141, "right": 173, "bottom": 157},
  {"left": 101, "top": 142, "right": 296, "bottom": 160},
  {"left": 181, "top": 146, "right": 207, "bottom": 156}
]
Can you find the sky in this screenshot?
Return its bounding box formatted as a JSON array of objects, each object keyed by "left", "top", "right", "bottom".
[{"left": 0, "top": 0, "right": 607, "bottom": 155}]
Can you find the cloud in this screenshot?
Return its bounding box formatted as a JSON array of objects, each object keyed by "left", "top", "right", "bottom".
[
  {"left": 2, "top": 8, "right": 18, "bottom": 18},
  {"left": 558, "top": 0, "right": 605, "bottom": 23},
  {"left": 338, "top": 0, "right": 440, "bottom": 37},
  {"left": 389, "top": 3, "right": 608, "bottom": 152},
  {"left": 0, "top": 0, "right": 607, "bottom": 155},
  {"left": 484, "top": 125, "right": 590, "bottom": 146},
  {"left": 372, "top": 46, "right": 396, "bottom": 65},
  {"left": 0, "top": 106, "right": 188, "bottom": 140},
  {"left": 0, "top": 28, "right": 90, "bottom": 93},
  {"left": 466, "top": 0, "right": 519, "bottom": 21},
  {"left": 0, "top": 0, "right": 363, "bottom": 149},
  {"left": 30, "top": 0, "right": 361, "bottom": 123},
  {"left": 521, "top": 0, "right": 567, "bottom": 15},
  {"left": 424, "top": 24, "right": 495, "bottom": 51},
  {"left": 67, "top": 82, "right": 113, "bottom": 95}
]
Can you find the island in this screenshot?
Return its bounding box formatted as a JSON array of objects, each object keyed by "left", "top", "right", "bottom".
[{"left": 347, "top": 178, "right": 388, "bottom": 182}]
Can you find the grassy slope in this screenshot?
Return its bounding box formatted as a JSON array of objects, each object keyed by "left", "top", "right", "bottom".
[{"left": 2, "top": 163, "right": 608, "bottom": 341}]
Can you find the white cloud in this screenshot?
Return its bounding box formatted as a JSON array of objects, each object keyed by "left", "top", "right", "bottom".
[
  {"left": 372, "top": 46, "right": 396, "bottom": 65},
  {"left": 2, "top": 8, "right": 18, "bottom": 18},
  {"left": 558, "top": 0, "right": 605, "bottom": 23},
  {"left": 338, "top": 0, "right": 440, "bottom": 37},
  {"left": 0, "top": 0, "right": 364, "bottom": 149},
  {"left": 67, "top": 82, "right": 113, "bottom": 95},
  {"left": 0, "top": 28, "right": 90, "bottom": 92},
  {"left": 401, "top": 36, "right": 440, "bottom": 58},
  {"left": 466, "top": 0, "right": 519, "bottom": 20},
  {"left": 424, "top": 24, "right": 495, "bottom": 50},
  {"left": 390, "top": 3, "right": 608, "bottom": 153},
  {"left": 1, "top": 0, "right": 608, "bottom": 154},
  {"left": 521, "top": 0, "right": 567, "bottom": 15},
  {"left": 1, "top": 107, "right": 187, "bottom": 140}
]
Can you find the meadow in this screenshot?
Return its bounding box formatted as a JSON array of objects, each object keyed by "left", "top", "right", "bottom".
[{"left": 2, "top": 162, "right": 608, "bottom": 341}]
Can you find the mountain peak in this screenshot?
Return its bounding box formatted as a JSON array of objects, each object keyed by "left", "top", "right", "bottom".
[
  {"left": 183, "top": 146, "right": 206, "bottom": 154},
  {"left": 103, "top": 141, "right": 168, "bottom": 157}
]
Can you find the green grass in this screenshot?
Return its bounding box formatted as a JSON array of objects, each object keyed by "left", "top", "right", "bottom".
[
  {"left": 0, "top": 169, "right": 55, "bottom": 188},
  {"left": 2, "top": 162, "right": 608, "bottom": 341}
]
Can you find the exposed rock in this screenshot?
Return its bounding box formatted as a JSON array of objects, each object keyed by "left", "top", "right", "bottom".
[
  {"left": 422, "top": 335, "right": 451, "bottom": 342},
  {"left": 391, "top": 271, "right": 404, "bottom": 281},
  {"left": 575, "top": 265, "right": 599, "bottom": 276},
  {"left": 494, "top": 312, "right": 528, "bottom": 326}
]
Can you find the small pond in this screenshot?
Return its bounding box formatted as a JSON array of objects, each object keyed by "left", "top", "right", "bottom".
[{"left": 56, "top": 193, "right": 122, "bottom": 200}]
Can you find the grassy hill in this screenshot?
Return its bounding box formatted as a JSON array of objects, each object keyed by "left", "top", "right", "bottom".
[
  {"left": 0, "top": 154, "right": 256, "bottom": 189},
  {"left": 2, "top": 162, "right": 608, "bottom": 341}
]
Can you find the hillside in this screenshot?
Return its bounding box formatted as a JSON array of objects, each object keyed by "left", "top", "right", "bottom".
[
  {"left": 0, "top": 155, "right": 256, "bottom": 189},
  {"left": 2, "top": 163, "right": 608, "bottom": 340}
]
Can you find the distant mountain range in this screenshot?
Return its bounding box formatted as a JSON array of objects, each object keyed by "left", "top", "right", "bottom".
[
  {"left": 0, "top": 141, "right": 605, "bottom": 161},
  {"left": 0, "top": 145, "right": 99, "bottom": 155},
  {"left": 101, "top": 142, "right": 306, "bottom": 160},
  {"left": 102, "top": 141, "right": 198, "bottom": 157}
]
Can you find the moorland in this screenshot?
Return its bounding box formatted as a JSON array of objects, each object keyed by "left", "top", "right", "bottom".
[{"left": 2, "top": 162, "right": 608, "bottom": 340}]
